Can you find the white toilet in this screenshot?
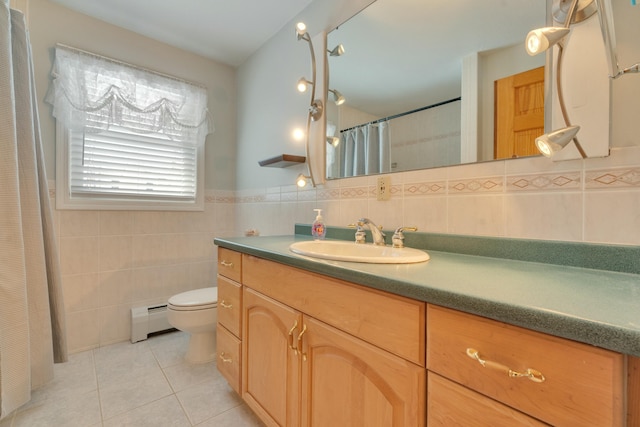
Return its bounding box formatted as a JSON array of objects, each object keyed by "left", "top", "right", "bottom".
[{"left": 167, "top": 287, "right": 218, "bottom": 364}]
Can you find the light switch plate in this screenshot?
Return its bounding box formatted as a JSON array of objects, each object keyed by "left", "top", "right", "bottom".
[{"left": 377, "top": 176, "right": 391, "bottom": 201}]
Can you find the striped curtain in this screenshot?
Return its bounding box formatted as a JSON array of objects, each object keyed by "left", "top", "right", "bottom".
[{"left": 0, "top": 1, "right": 67, "bottom": 419}]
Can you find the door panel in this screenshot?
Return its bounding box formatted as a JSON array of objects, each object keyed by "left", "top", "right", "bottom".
[
  {"left": 300, "top": 316, "right": 425, "bottom": 427},
  {"left": 495, "top": 66, "right": 545, "bottom": 159},
  {"left": 243, "top": 287, "right": 301, "bottom": 426}
]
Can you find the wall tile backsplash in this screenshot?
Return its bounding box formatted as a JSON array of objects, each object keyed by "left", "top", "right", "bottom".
[
  {"left": 54, "top": 190, "right": 235, "bottom": 353},
  {"left": 53, "top": 146, "right": 640, "bottom": 354}
]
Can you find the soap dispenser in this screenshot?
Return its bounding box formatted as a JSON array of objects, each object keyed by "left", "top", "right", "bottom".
[{"left": 311, "top": 209, "right": 326, "bottom": 240}]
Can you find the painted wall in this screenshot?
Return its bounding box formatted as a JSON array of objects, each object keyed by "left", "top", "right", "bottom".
[
  {"left": 235, "top": 0, "right": 374, "bottom": 190},
  {"left": 29, "top": 0, "right": 237, "bottom": 191}
]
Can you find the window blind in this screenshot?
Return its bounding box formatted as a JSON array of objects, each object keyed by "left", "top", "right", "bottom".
[{"left": 69, "top": 125, "right": 197, "bottom": 200}]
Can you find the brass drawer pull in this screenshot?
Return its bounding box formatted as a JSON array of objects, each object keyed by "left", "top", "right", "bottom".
[
  {"left": 219, "top": 352, "right": 233, "bottom": 363},
  {"left": 220, "top": 300, "right": 232, "bottom": 309},
  {"left": 220, "top": 260, "right": 234, "bottom": 268},
  {"left": 466, "top": 348, "right": 546, "bottom": 383}
]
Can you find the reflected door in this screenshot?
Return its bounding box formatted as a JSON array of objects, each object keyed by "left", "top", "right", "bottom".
[{"left": 494, "top": 66, "right": 545, "bottom": 159}]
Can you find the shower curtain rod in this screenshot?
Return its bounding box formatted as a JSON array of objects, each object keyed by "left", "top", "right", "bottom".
[{"left": 340, "top": 97, "right": 461, "bottom": 133}]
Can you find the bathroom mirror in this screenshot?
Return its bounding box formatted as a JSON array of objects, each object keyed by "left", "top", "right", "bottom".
[{"left": 325, "top": 0, "right": 554, "bottom": 179}]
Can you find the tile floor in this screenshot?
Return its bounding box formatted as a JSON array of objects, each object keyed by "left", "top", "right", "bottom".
[{"left": 0, "top": 331, "right": 264, "bottom": 426}]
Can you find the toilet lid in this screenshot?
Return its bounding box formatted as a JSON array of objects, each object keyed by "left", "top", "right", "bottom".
[{"left": 168, "top": 287, "right": 218, "bottom": 310}]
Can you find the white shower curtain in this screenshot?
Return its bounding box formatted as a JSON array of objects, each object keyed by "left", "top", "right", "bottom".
[
  {"left": 0, "top": 1, "right": 67, "bottom": 419},
  {"left": 340, "top": 121, "right": 391, "bottom": 178}
]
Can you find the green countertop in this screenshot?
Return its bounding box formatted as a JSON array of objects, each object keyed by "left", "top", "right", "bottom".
[{"left": 213, "top": 233, "right": 640, "bottom": 357}]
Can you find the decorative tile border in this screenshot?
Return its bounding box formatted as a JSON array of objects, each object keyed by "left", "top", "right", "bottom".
[
  {"left": 586, "top": 168, "right": 640, "bottom": 189},
  {"left": 404, "top": 181, "right": 446, "bottom": 197},
  {"left": 448, "top": 177, "right": 504, "bottom": 194},
  {"left": 506, "top": 172, "right": 581, "bottom": 192},
  {"left": 317, "top": 188, "right": 341, "bottom": 201},
  {"left": 340, "top": 186, "right": 369, "bottom": 199}
]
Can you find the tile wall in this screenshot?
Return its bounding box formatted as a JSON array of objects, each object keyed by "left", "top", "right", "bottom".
[
  {"left": 52, "top": 190, "right": 236, "bottom": 354},
  {"left": 236, "top": 146, "right": 640, "bottom": 245},
  {"left": 54, "top": 145, "right": 640, "bottom": 354}
]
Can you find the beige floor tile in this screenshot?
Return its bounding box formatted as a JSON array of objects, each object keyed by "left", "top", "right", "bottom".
[
  {"left": 195, "top": 404, "right": 265, "bottom": 427},
  {"left": 13, "top": 389, "right": 101, "bottom": 427},
  {"left": 98, "top": 362, "right": 172, "bottom": 420},
  {"left": 103, "top": 395, "right": 190, "bottom": 427},
  {"left": 176, "top": 373, "right": 243, "bottom": 425},
  {"left": 163, "top": 359, "right": 218, "bottom": 393},
  {"left": 7, "top": 331, "right": 261, "bottom": 426}
]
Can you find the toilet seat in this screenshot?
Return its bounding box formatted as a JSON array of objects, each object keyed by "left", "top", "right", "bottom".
[{"left": 168, "top": 287, "right": 218, "bottom": 311}]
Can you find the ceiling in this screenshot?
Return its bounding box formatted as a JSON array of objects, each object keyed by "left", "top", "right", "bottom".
[{"left": 50, "top": 0, "right": 314, "bottom": 67}]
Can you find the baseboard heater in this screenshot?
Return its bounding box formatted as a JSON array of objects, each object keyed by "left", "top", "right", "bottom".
[{"left": 131, "top": 304, "right": 174, "bottom": 343}]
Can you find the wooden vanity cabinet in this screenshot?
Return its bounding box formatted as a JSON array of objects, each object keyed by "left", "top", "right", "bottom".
[
  {"left": 216, "top": 247, "right": 639, "bottom": 426},
  {"left": 216, "top": 248, "right": 243, "bottom": 394},
  {"left": 241, "top": 254, "right": 426, "bottom": 427}
]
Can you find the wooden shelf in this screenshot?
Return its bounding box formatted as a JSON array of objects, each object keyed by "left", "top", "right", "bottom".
[{"left": 258, "top": 154, "right": 306, "bottom": 168}]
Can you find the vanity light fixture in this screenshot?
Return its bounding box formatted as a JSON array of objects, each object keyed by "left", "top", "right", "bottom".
[
  {"left": 297, "top": 77, "right": 312, "bottom": 93},
  {"left": 525, "top": 0, "right": 594, "bottom": 159},
  {"left": 328, "top": 44, "right": 345, "bottom": 57},
  {"left": 295, "top": 21, "right": 322, "bottom": 187},
  {"left": 535, "top": 125, "right": 585, "bottom": 158},
  {"left": 525, "top": 27, "right": 570, "bottom": 56},
  {"left": 328, "top": 88, "right": 346, "bottom": 105},
  {"left": 296, "top": 173, "right": 311, "bottom": 188}
]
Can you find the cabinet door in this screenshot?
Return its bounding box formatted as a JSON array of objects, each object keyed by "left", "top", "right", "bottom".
[
  {"left": 300, "top": 316, "right": 425, "bottom": 427},
  {"left": 243, "top": 287, "right": 301, "bottom": 427}
]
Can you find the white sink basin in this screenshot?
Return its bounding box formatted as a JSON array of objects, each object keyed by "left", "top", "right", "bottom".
[{"left": 289, "top": 240, "right": 430, "bottom": 264}]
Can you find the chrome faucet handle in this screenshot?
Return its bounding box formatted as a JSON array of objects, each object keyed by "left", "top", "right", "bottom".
[
  {"left": 392, "top": 226, "right": 418, "bottom": 248},
  {"left": 348, "top": 223, "right": 368, "bottom": 243}
]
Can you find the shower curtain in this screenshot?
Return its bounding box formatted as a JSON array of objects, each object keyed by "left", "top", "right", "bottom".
[
  {"left": 0, "top": 1, "right": 67, "bottom": 419},
  {"left": 340, "top": 121, "right": 391, "bottom": 177}
]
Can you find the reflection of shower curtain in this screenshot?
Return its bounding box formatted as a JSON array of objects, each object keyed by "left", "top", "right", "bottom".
[
  {"left": 1, "top": 2, "right": 67, "bottom": 419},
  {"left": 340, "top": 121, "right": 391, "bottom": 177}
]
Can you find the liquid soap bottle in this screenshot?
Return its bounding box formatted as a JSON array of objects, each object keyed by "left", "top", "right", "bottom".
[{"left": 311, "top": 209, "right": 326, "bottom": 240}]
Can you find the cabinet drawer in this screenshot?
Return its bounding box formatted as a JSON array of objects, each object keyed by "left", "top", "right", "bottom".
[
  {"left": 217, "top": 324, "right": 241, "bottom": 394},
  {"left": 243, "top": 254, "right": 425, "bottom": 366},
  {"left": 217, "top": 247, "right": 242, "bottom": 282},
  {"left": 217, "top": 276, "right": 242, "bottom": 338},
  {"left": 428, "top": 372, "right": 547, "bottom": 426},
  {"left": 427, "top": 305, "right": 624, "bottom": 427}
]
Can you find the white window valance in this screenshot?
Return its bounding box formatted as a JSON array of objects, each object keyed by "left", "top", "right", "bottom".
[{"left": 46, "top": 45, "right": 213, "bottom": 145}]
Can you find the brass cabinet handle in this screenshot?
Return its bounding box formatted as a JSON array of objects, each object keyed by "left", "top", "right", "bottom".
[
  {"left": 297, "top": 324, "right": 308, "bottom": 361},
  {"left": 219, "top": 352, "right": 233, "bottom": 363},
  {"left": 220, "top": 300, "right": 232, "bottom": 309},
  {"left": 220, "top": 260, "right": 234, "bottom": 268},
  {"left": 288, "top": 320, "right": 299, "bottom": 354},
  {"left": 466, "top": 348, "right": 545, "bottom": 383}
]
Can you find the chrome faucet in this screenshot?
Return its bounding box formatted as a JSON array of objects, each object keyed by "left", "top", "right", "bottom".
[
  {"left": 357, "top": 218, "right": 386, "bottom": 246},
  {"left": 392, "top": 226, "right": 418, "bottom": 248}
]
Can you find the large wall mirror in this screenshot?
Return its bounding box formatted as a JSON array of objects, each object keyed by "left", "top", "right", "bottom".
[{"left": 324, "top": 0, "right": 616, "bottom": 180}]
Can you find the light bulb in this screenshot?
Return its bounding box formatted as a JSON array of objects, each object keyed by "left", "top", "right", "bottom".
[
  {"left": 297, "top": 77, "right": 309, "bottom": 93},
  {"left": 296, "top": 174, "right": 308, "bottom": 188},
  {"left": 292, "top": 128, "right": 305, "bottom": 141}
]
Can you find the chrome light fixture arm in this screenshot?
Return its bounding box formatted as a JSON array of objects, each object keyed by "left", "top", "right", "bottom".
[
  {"left": 295, "top": 23, "right": 326, "bottom": 188},
  {"left": 555, "top": 40, "right": 587, "bottom": 158}
]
